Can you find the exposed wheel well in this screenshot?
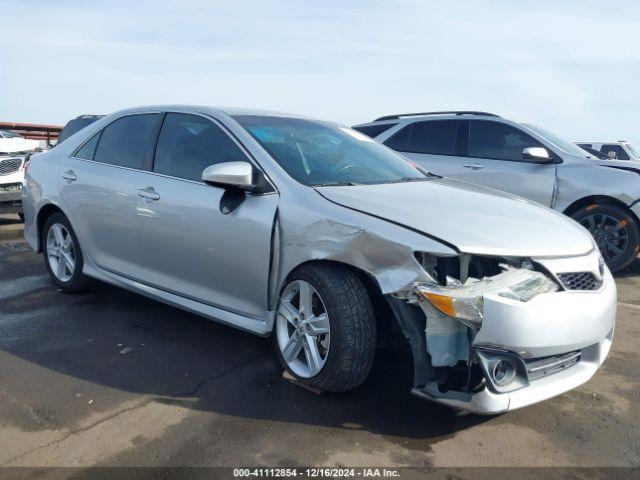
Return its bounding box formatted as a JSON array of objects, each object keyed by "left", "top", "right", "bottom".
[
  {"left": 563, "top": 195, "right": 640, "bottom": 225},
  {"left": 283, "top": 260, "right": 394, "bottom": 344},
  {"left": 36, "top": 204, "right": 65, "bottom": 252}
]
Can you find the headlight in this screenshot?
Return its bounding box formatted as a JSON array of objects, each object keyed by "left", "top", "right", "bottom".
[{"left": 415, "top": 267, "right": 558, "bottom": 326}]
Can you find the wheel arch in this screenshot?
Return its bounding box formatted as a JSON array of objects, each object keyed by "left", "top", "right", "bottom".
[
  {"left": 35, "top": 203, "right": 66, "bottom": 252},
  {"left": 563, "top": 195, "right": 640, "bottom": 226},
  {"left": 278, "top": 259, "right": 392, "bottom": 340}
]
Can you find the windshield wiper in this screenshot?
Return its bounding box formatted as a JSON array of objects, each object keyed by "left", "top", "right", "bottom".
[
  {"left": 313, "top": 181, "right": 360, "bottom": 187},
  {"left": 384, "top": 176, "right": 434, "bottom": 184}
]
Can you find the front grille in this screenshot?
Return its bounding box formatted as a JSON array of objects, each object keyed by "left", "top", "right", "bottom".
[
  {"left": 0, "top": 157, "right": 23, "bottom": 176},
  {"left": 525, "top": 351, "right": 581, "bottom": 381},
  {"left": 557, "top": 272, "right": 602, "bottom": 291}
]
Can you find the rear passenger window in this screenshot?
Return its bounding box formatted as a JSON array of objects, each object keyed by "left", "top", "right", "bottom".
[
  {"left": 93, "top": 114, "right": 157, "bottom": 169},
  {"left": 385, "top": 121, "right": 459, "bottom": 155},
  {"left": 352, "top": 123, "right": 397, "bottom": 138},
  {"left": 468, "top": 121, "right": 544, "bottom": 162},
  {"left": 74, "top": 132, "right": 100, "bottom": 160},
  {"left": 154, "top": 113, "right": 247, "bottom": 182}
]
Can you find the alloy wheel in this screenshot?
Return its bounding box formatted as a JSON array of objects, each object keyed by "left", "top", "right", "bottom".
[
  {"left": 276, "top": 280, "right": 331, "bottom": 378},
  {"left": 46, "top": 223, "right": 76, "bottom": 282},
  {"left": 580, "top": 213, "right": 630, "bottom": 264}
]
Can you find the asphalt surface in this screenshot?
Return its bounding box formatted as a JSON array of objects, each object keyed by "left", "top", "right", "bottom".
[{"left": 0, "top": 213, "right": 638, "bottom": 468}]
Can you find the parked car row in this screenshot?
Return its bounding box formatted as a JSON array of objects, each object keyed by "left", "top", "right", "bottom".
[
  {"left": 0, "top": 129, "right": 42, "bottom": 218},
  {"left": 22, "top": 105, "right": 621, "bottom": 415}
]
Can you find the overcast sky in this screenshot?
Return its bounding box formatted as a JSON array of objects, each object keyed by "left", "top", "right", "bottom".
[{"left": 2, "top": 0, "right": 639, "bottom": 146}]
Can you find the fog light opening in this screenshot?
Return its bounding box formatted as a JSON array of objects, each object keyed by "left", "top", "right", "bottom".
[{"left": 491, "top": 359, "right": 516, "bottom": 387}]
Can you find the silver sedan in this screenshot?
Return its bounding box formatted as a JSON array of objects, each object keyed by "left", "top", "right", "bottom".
[{"left": 22, "top": 106, "right": 615, "bottom": 414}]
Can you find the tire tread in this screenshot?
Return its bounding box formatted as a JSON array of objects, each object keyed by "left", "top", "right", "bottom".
[{"left": 275, "top": 263, "right": 377, "bottom": 392}]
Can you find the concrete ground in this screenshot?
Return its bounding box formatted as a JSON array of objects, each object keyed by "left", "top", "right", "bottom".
[{"left": 0, "top": 213, "right": 638, "bottom": 468}]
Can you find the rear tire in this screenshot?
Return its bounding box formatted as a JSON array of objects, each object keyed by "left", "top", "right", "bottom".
[
  {"left": 571, "top": 203, "right": 639, "bottom": 272},
  {"left": 42, "top": 213, "right": 89, "bottom": 292},
  {"left": 273, "top": 263, "right": 377, "bottom": 392}
]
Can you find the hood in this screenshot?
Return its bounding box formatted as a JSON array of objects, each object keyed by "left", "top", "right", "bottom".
[
  {"left": 0, "top": 137, "right": 40, "bottom": 154},
  {"left": 316, "top": 178, "right": 594, "bottom": 258}
]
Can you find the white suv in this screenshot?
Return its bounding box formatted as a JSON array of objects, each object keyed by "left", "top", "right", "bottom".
[
  {"left": 354, "top": 112, "right": 640, "bottom": 272},
  {"left": 0, "top": 130, "right": 40, "bottom": 219},
  {"left": 575, "top": 141, "right": 639, "bottom": 161}
]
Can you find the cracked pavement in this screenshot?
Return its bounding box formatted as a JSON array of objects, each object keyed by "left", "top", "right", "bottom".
[{"left": 0, "top": 213, "right": 638, "bottom": 468}]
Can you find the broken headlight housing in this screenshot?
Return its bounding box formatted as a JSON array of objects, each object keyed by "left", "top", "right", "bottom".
[{"left": 415, "top": 264, "right": 559, "bottom": 326}]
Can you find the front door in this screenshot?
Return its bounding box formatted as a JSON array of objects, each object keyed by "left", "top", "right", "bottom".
[
  {"left": 455, "top": 120, "right": 557, "bottom": 206},
  {"left": 134, "top": 112, "right": 278, "bottom": 319}
]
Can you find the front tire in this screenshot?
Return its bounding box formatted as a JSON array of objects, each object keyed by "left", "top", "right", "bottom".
[
  {"left": 273, "top": 263, "right": 377, "bottom": 392},
  {"left": 43, "top": 213, "right": 89, "bottom": 291},
  {"left": 571, "top": 203, "right": 640, "bottom": 272}
]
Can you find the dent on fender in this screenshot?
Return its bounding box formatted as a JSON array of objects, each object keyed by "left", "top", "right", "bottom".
[{"left": 271, "top": 203, "right": 455, "bottom": 309}]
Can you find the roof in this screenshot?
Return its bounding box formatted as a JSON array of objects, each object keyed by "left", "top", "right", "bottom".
[
  {"left": 107, "top": 105, "right": 310, "bottom": 120},
  {"left": 374, "top": 111, "right": 500, "bottom": 122}
]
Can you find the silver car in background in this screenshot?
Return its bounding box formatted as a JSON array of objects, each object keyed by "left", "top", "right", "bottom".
[
  {"left": 23, "top": 106, "right": 615, "bottom": 414},
  {"left": 354, "top": 112, "right": 640, "bottom": 272}
]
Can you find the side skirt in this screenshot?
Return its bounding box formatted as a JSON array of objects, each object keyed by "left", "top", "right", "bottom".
[{"left": 82, "top": 263, "right": 272, "bottom": 336}]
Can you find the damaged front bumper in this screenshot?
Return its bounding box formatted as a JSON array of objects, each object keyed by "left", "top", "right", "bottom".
[
  {"left": 393, "top": 249, "right": 616, "bottom": 415},
  {"left": 412, "top": 331, "right": 613, "bottom": 414}
]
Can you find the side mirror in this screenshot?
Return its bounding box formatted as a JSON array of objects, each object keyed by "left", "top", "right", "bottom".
[
  {"left": 202, "top": 161, "right": 272, "bottom": 215},
  {"left": 607, "top": 151, "right": 617, "bottom": 159},
  {"left": 202, "top": 161, "right": 254, "bottom": 189},
  {"left": 522, "top": 147, "right": 552, "bottom": 162}
]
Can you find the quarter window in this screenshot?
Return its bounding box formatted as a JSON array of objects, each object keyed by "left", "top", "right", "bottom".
[
  {"left": 600, "top": 144, "right": 630, "bottom": 160},
  {"left": 468, "top": 121, "right": 545, "bottom": 162},
  {"left": 74, "top": 133, "right": 100, "bottom": 160},
  {"left": 154, "top": 113, "right": 247, "bottom": 182},
  {"left": 385, "top": 120, "right": 459, "bottom": 155},
  {"left": 93, "top": 114, "right": 157, "bottom": 169}
]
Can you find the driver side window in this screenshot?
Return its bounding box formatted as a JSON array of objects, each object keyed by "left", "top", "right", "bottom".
[
  {"left": 154, "top": 113, "right": 247, "bottom": 182},
  {"left": 468, "top": 120, "right": 545, "bottom": 162}
]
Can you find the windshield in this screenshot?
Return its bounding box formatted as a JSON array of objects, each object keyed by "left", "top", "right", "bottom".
[
  {"left": 522, "top": 124, "right": 591, "bottom": 157},
  {"left": 233, "top": 115, "right": 429, "bottom": 187},
  {"left": 58, "top": 117, "right": 101, "bottom": 143},
  {"left": 0, "top": 130, "right": 23, "bottom": 138},
  {"left": 625, "top": 143, "right": 638, "bottom": 159}
]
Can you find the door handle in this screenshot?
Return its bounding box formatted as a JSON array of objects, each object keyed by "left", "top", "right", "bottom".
[
  {"left": 138, "top": 187, "right": 160, "bottom": 201},
  {"left": 462, "top": 163, "right": 485, "bottom": 170},
  {"left": 61, "top": 170, "right": 77, "bottom": 181}
]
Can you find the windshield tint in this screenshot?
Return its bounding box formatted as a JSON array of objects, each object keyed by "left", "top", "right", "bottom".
[
  {"left": 233, "top": 115, "right": 428, "bottom": 186},
  {"left": 522, "top": 123, "right": 590, "bottom": 157}
]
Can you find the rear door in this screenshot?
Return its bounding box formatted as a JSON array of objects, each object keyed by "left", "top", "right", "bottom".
[
  {"left": 456, "top": 120, "right": 557, "bottom": 206},
  {"left": 134, "top": 112, "right": 279, "bottom": 319},
  {"left": 383, "top": 120, "right": 464, "bottom": 177},
  {"left": 58, "top": 113, "right": 160, "bottom": 277}
]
